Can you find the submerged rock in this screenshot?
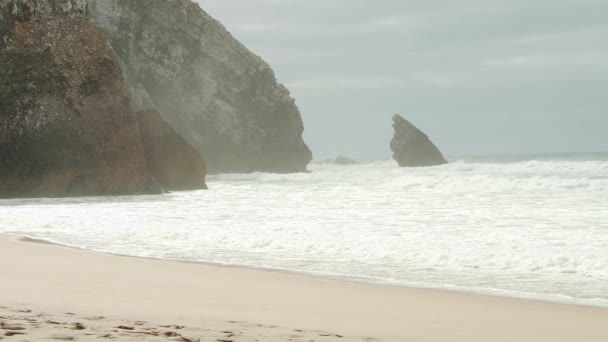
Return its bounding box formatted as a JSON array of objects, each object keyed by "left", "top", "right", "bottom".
[
  {"left": 0, "top": 0, "right": 160, "bottom": 198},
  {"left": 137, "top": 110, "right": 208, "bottom": 191},
  {"left": 90, "top": 0, "right": 312, "bottom": 174},
  {"left": 390, "top": 114, "right": 447, "bottom": 167}
]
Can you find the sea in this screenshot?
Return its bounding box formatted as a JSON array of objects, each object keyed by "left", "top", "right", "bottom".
[{"left": 1, "top": 152, "right": 607, "bottom": 307}]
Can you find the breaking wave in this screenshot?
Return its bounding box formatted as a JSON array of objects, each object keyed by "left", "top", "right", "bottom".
[{"left": 2, "top": 155, "right": 608, "bottom": 307}]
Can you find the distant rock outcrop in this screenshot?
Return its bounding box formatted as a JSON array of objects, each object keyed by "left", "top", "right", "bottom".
[
  {"left": 90, "top": 0, "right": 313, "bottom": 174},
  {"left": 0, "top": 0, "right": 161, "bottom": 198},
  {"left": 322, "top": 156, "right": 360, "bottom": 165},
  {"left": 137, "top": 110, "right": 207, "bottom": 191},
  {"left": 390, "top": 114, "right": 447, "bottom": 167}
]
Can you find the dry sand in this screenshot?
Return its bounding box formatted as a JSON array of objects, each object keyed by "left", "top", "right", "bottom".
[{"left": 1, "top": 233, "right": 607, "bottom": 341}]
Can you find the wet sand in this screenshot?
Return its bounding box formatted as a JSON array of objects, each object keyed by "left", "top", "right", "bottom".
[{"left": 1, "top": 234, "right": 607, "bottom": 341}]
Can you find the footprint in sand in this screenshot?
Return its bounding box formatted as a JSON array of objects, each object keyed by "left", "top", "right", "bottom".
[
  {"left": 116, "top": 325, "right": 134, "bottom": 330},
  {"left": 1, "top": 323, "right": 26, "bottom": 331},
  {"left": 71, "top": 322, "right": 86, "bottom": 330},
  {"left": 13, "top": 309, "right": 32, "bottom": 313},
  {"left": 160, "top": 324, "right": 185, "bottom": 329},
  {"left": 176, "top": 337, "right": 200, "bottom": 342}
]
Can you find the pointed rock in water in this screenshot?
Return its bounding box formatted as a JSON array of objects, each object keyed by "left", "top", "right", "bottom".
[
  {"left": 390, "top": 114, "right": 447, "bottom": 167},
  {"left": 137, "top": 110, "right": 208, "bottom": 191},
  {"left": 89, "top": 0, "right": 313, "bottom": 174},
  {"left": 0, "top": 0, "right": 161, "bottom": 198}
]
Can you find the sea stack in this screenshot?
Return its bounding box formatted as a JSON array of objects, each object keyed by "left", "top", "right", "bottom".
[
  {"left": 390, "top": 114, "right": 447, "bottom": 167},
  {"left": 0, "top": 0, "right": 161, "bottom": 198},
  {"left": 90, "top": 0, "right": 313, "bottom": 174}
]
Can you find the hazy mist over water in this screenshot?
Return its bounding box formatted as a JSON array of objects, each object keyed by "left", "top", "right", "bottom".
[
  {"left": 452, "top": 151, "right": 608, "bottom": 163},
  {"left": 199, "top": 0, "right": 608, "bottom": 159}
]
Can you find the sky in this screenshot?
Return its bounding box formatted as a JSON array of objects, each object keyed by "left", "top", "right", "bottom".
[{"left": 198, "top": 0, "right": 608, "bottom": 160}]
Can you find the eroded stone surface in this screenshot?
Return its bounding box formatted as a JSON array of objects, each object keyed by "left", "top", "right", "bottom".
[
  {"left": 90, "top": 0, "right": 312, "bottom": 174},
  {"left": 0, "top": 0, "right": 160, "bottom": 198}
]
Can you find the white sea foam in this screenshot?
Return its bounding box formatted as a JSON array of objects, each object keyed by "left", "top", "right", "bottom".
[{"left": 1, "top": 157, "right": 607, "bottom": 306}]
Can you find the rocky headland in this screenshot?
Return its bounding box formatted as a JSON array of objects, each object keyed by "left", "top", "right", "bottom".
[
  {"left": 1, "top": 0, "right": 312, "bottom": 198},
  {"left": 390, "top": 114, "right": 447, "bottom": 167},
  {"left": 90, "top": 0, "right": 312, "bottom": 174}
]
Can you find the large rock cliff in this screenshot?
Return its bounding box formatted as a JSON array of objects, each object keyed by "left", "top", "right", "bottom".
[
  {"left": 89, "top": 0, "right": 312, "bottom": 174},
  {"left": 0, "top": 0, "right": 161, "bottom": 198},
  {"left": 137, "top": 109, "right": 207, "bottom": 191},
  {"left": 390, "top": 114, "right": 448, "bottom": 167}
]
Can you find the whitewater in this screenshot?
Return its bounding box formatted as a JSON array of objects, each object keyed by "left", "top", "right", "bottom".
[{"left": 1, "top": 154, "right": 607, "bottom": 307}]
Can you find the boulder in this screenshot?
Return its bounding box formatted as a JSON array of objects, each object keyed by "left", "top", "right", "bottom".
[
  {"left": 390, "top": 114, "right": 447, "bottom": 167},
  {"left": 0, "top": 0, "right": 161, "bottom": 198},
  {"left": 89, "top": 0, "right": 312, "bottom": 174},
  {"left": 137, "top": 110, "right": 207, "bottom": 191}
]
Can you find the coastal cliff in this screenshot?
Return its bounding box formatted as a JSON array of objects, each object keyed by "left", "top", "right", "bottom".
[
  {"left": 390, "top": 114, "right": 447, "bottom": 167},
  {"left": 0, "top": 0, "right": 161, "bottom": 198},
  {"left": 90, "top": 0, "right": 312, "bottom": 174},
  {"left": 137, "top": 110, "right": 207, "bottom": 191}
]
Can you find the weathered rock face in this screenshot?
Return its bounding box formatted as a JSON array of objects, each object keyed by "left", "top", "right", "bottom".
[
  {"left": 0, "top": 0, "right": 161, "bottom": 198},
  {"left": 390, "top": 114, "right": 448, "bottom": 167},
  {"left": 137, "top": 110, "right": 207, "bottom": 191},
  {"left": 0, "top": 0, "right": 89, "bottom": 19},
  {"left": 89, "top": 0, "right": 312, "bottom": 174}
]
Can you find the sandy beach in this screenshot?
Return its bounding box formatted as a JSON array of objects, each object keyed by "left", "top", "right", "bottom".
[{"left": 1, "top": 234, "right": 607, "bottom": 342}]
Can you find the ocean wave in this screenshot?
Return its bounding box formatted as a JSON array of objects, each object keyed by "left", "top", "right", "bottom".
[
  {"left": 212, "top": 159, "right": 608, "bottom": 192},
  {"left": 1, "top": 158, "right": 607, "bottom": 307}
]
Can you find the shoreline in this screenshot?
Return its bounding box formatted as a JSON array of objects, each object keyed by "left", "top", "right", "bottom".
[
  {"left": 8, "top": 232, "right": 608, "bottom": 310},
  {"left": 1, "top": 233, "right": 608, "bottom": 341}
]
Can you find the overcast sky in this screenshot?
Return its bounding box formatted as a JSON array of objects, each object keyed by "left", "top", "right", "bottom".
[{"left": 198, "top": 0, "right": 607, "bottom": 159}]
